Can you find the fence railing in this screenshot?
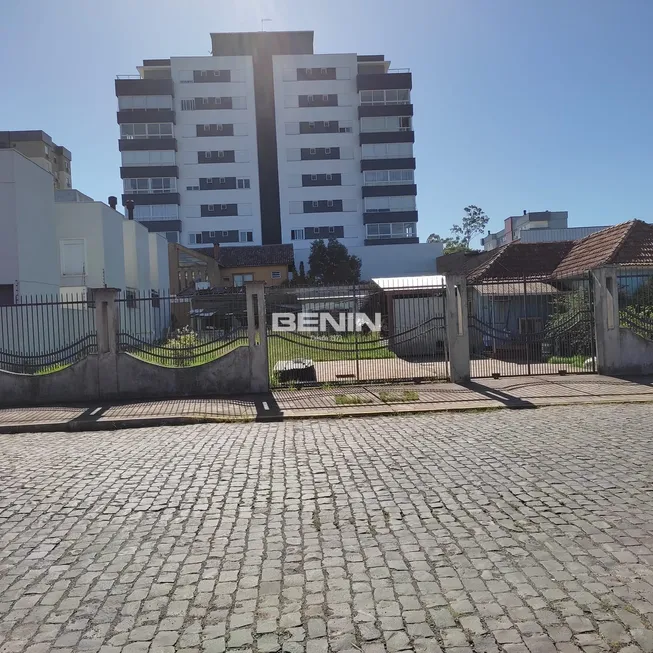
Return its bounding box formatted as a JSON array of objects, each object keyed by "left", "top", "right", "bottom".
[
  {"left": 116, "top": 289, "right": 248, "bottom": 367},
  {"left": 0, "top": 293, "right": 97, "bottom": 374}
]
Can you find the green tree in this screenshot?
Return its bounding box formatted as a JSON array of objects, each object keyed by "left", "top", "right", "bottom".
[
  {"left": 427, "top": 205, "right": 489, "bottom": 253},
  {"left": 308, "top": 237, "right": 362, "bottom": 283}
]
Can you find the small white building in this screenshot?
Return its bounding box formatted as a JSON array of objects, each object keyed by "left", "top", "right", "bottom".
[{"left": 0, "top": 148, "right": 170, "bottom": 304}]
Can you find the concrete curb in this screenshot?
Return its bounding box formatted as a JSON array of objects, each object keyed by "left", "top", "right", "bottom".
[{"left": 2, "top": 389, "right": 653, "bottom": 435}]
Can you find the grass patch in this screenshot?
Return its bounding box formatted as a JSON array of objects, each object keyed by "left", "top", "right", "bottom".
[
  {"left": 547, "top": 355, "right": 587, "bottom": 368},
  {"left": 379, "top": 389, "right": 420, "bottom": 403},
  {"left": 334, "top": 394, "right": 373, "bottom": 406}
]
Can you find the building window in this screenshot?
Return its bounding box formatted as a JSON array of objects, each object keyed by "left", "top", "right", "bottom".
[
  {"left": 60, "top": 239, "right": 85, "bottom": 277},
  {"left": 123, "top": 177, "right": 177, "bottom": 195},
  {"left": 189, "top": 233, "right": 202, "bottom": 245},
  {"left": 366, "top": 222, "right": 416, "bottom": 240},
  {"left": 220, "top": 204, "right": 227, "bottom": 210},
  {"left": 120, "top": 123, "right": 173, "bottom": 139},
  {"left": 271, "top": 271, "right": 281, "bottom": 279},
  {"left": 237, "top": 178, "right": 250, "bottom": 189},
  {"left": 209, "top": 231, "right": 216, "bottom": 238},
  {"left": 310, "top": 148, "right": 316, "bottom": 155},
  {"left": 309, "top": 121, "right": 315, "bottom": 129},
  {"left": 218, "top": 123, "right": 224, "bottom": 131},
  {"left": 311, "top": 174, "right": 318, "bottom": 181},
  {"left": 314, "top": 227, "right": 320, "bottom": 234},
  {"left": 208, "top": 204, "right": 215, "bottom": 211},
  {"left": 222, "top": 230, "right": 229, "bottom": 236},
  {"left": 219, "top": 177, "right": 226, "bottom": 183},
  {"left": 329, "top": 226, "right": 335, "bottom": 233},
  {"left": 312, "top": 201, "right": 319, "bottom": 208},
  {"left": 327, "top": 200, "right": 334, "bottom": 207},
  {"left": 239, "top": 230, "right": 253, "bottom": 242},
  {"left": 233, "top": 273, "right": 254, "bottom": 287},
  {"left": 207, "top": 178, "right": 214, "bottom": 185},
  {"left": 151, "top": 290, "right": 161, "bottom": 308},
  {"left": 217, "top": 150, "right": 224, "bottom": 158},
  {"left": 181, "top": 99, "right": 196, "bottom": 111},
  {"left": 186, "top": 183, "right": 199, "bottom": 191},
  {"left": 326, "top": 174, "right": 333, "bottom": 181},
  {"left": 291, "top": 229, "right": 304, "bottom": 241},
  {"left": 519, "top": 317, "right": 543, "bottom": 334},
  {"left": 203, "top": 124, "right": 211, "bottom": 131},
  {"left": 363, "top": 169, "right": 414, "bottom": 185},
  {"left": 360, "top": 89, "right": 411, "bottom": 106},
  {"left": 325, "top": 148, "right": 331, "bottom": 155}
]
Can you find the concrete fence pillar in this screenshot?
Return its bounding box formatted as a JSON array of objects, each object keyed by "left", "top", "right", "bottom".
[
  {"left": 92, "top": 287, "right": 121, "bottom": 399},
  {"left": 445, "top": 275, "right": 471, "bottom": 384},
  {"left": 592, "top": 267, "right": 621, "bottom": 374},
  {"left": 246, "top": 281, "right": 269, "bottom": 393}
]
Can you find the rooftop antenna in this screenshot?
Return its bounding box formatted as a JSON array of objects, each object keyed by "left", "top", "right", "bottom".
[{"left": 261, "top": 18, "right": 272, "bottom": 31}]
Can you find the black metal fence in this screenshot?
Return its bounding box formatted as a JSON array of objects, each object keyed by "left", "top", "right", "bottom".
[
  {"left": 0, "top": 293, "right": 97, "bottom": 374},
  {"left": 468, "top": 275, "right": 596, "bottom": 378},
  {"left": 116, "top": 289, "right": 248, "bottom": 366},
  {"left": 265, "top": 279, "right": 448, "bottom": 387},
  {"left": 618, "top": 268, "right": 653, "bottom": 340}
]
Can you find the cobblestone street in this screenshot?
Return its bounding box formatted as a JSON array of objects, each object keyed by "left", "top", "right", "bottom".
[{"left": 2, "top": 405, "right": 653, "bottom": 653}]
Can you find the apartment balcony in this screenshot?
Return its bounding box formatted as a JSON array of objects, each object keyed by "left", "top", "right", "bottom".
[
  {"left": 117, "top": 109, "right": 176, "bottom": 124},
  {"left": 115, "top": 77, "right": 174, "bottom": 96},
  {"left": 363, "top": 210, "right": 418, "bottom": 225},
  {"left": 360, "top": 157, "right": 415, "bottom": 172},
  {"left": 120, "top": 165, "right": 179, "bottom": 179},
  {"left": 358, "top": 104, "right": 413, "bottom": 118},
  {"left": 362, "top": 184, "right": 417, "bottom": 198},
  {"left": 121, "top": 192, "right": 180, "bottom": 206},
  {"left": 360, "top": 130, "right": 415, "bottom": 145},
  {"left": 119, "top": 138, "right": 177, "bottom": 152},
  {"left": 357, "top": 70, "right": 412, "bottom": 92}
]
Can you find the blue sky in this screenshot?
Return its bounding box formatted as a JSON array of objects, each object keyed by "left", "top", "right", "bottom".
[{"left": 1, "top": 0, "right": 652, "bottom": 246}]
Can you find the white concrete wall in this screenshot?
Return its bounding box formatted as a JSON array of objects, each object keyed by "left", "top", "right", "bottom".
[
  {"left": 170, "top": 55, "right": 261, "bottom": 247},
  {"left": 293, "top": 241, "right": 443, "bottom": 280},
  {"left": 0, "top": 150, "right": 60, "bottom": 296},
  {"left": 273, "top": 54, "right": 363, "bottom": 248},
  {"left": 149, "top": 233, "right": 170, "bottom": 291},
  {"left": 123, "top": 221, "right": 152, "bottom": 290}
]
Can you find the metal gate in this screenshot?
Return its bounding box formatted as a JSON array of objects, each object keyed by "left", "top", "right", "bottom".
[
  {"left": 468, "top": 275, "right": 596, "bottom": 378},
  {"left": 266, "top": 280, "right": 448, "bottom": 387}
]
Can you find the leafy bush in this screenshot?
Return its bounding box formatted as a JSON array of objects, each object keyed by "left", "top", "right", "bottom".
[{"left": 164, "top": 326, "right": 201, "bottom": 366}]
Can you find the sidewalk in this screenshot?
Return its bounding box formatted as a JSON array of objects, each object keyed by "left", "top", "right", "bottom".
[{"left": 1, "top": 375, "right": 652, "bottom": 433}]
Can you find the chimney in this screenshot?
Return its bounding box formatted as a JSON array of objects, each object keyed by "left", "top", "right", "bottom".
[
  {"left": 108, "top": 196, "right": 117, "bottom": 210},
  {"left": 523, "top": 210, "right": 527, "bottom": 216},
  {"left": 125, "top": 199, "right": 135, "bottom": 220}
]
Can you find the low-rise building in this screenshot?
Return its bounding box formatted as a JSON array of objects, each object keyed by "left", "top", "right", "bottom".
[
  {"left": 212, "top": 244, "right": 295, "bottom": 287},
  {"left": 0, "top": 130, "right": 72, "bottom": 190},
  {"left": 482, "top": 210, "right": 608, "bottom": 251}
]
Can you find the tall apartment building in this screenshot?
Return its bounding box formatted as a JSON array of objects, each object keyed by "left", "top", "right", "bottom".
[
  {"left": 115, "top": 31, "right": 418, "bottom": 251},
  {"left": 0, "top": 130, "right": 72, "bottom": 190}
]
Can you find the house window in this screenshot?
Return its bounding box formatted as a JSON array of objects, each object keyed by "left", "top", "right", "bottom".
[
  {"left": 271, "top": 271, "right": 281, "bottom": 279},
  {"left": 237, "top": 178, "right": 250, "bottom": 189},
  {"left": 519, "top": 317, "right": 543, "bottom": 334},
  {"left": 239, "top": 230, "right": 253, "bottom": 242},
  {"left": 291, "top": 229, "right": 304, "bottom": 240},
  {"left": 233, "top": 273, "right": 254, "bottom": 287},
  {"left": 126, "top": 289, "right": 137, "bottom": 309}
]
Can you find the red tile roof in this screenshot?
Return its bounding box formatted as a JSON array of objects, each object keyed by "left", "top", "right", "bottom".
[
  {"left": 467, "top": 242, "right": 574, "bottom": 282},
  {"left": 464, "top": 220, "right": 653, "bottom": 282},
  {"left": 553, "top": 220, "right": 653, "bottom": 278}
]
